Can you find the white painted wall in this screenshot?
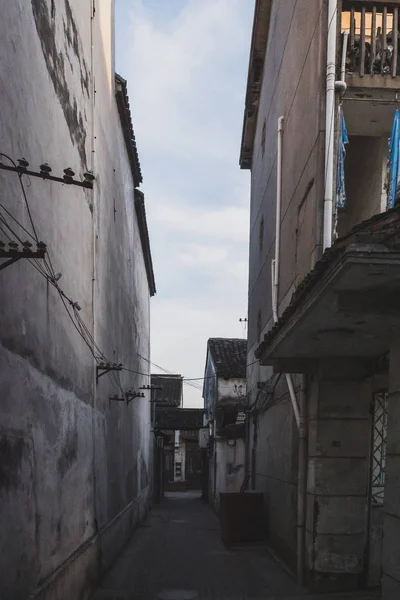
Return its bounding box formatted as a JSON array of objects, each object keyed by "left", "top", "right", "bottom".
[
  {"left": 0, "top": 1, "right": 152, "bottom": 598},
  {"left": 218, "top": 377, "right": 247, "bottom": 401},
  {"left": 213, "top": 438, "right": 246, "bottom": 512}
]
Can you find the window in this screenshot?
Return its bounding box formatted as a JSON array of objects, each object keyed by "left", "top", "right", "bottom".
[
  {"left": 259, "top": 217, "right": 264, "bottom": 253},
  {"left": 371, "top": 390, "right": 388, "bottom": 505},
  {"left": 261, "top": 119, "right": 266, "bottom": 156},
  {"left": 257, "top": 310, "right": 262, "bottom": 341}
]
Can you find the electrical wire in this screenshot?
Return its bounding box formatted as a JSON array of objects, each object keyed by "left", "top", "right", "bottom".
[
  {"left": 1, "top": 159, "right": 260, "bottom": 396},
  {"left": 0, "top": 153, "right": 39, "bottom": 241},
  {"left": 0, "top": 203, "right": 36, "bottom": 241}
]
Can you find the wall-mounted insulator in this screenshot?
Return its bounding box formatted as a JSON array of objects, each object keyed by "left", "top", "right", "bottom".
[
  {"left": 39, "top": 163, "right": 52, "bottom": 176},
  {"left": 17, "top": 157, "right": 29, "bottom": 169},
  {"left": 83, "top": 171, "right": 95, "bottom": 182}
]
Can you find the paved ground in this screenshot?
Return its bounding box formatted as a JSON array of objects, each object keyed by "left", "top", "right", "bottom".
[{"left": 92, "top": 492, "right": 380, "bottom": 600}]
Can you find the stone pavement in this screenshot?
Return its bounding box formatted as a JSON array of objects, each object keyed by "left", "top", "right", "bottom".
[{"left": 92, "top": 492, "right": 380, "bottom": 600}]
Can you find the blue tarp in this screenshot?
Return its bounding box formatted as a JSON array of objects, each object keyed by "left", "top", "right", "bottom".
[
  {"left": 336, "top": 111, "right": 348, "bottom": 209},
  {"left": 387, "top": 108, "right": 400, "bottom": 209}
]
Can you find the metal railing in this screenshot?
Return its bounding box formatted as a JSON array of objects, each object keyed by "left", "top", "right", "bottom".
[{"left": 342, "top": 2, "right": 400, "bottom": 76}]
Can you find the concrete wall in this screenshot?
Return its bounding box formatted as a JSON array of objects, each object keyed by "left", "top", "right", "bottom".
[
  {"left": 0, "top": 1, "right": 152, "bottom": 598},
  {"left": 213, "top": 438, "right": 246, "bottom": 513},
  {"left": 306, "top": 371, "right": 372, "bottom": 590},
  {"left": 247, "top": 0, "right": 326, "bottom": 357},
  {"left": 246, "top": 0, "right": 326, "bottom": 573},
  {"left": 338, "top": 136, "right": 386, "bottom": 237},
  {"left": 382, "top": 342, "right": 400, "bottom": 599},
  {"left": 249, "top": 377, "right": 300, "bottom": 570}
]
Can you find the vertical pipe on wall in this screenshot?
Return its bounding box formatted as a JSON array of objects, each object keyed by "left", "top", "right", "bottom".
[
  {"left": 297, "top": 380, "right": 308, "bottom": 586},
  {"left": 271, "top": 116, "right": 300, "bottom": 428},
  {"left": 323, "top": 0, "right": 338, "bottom": 251},
  {"left": 371, "top": 7, "right": 377, "bottom": 76},
  {"left": 341, "top": 30, "right": 349, "bottom": 83},
  {"left": 272, "top": 116, "right": 307, "bottom": 585}
]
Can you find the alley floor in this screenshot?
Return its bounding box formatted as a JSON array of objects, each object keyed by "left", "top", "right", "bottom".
[{"left": 92, "top": 492, "right": 380, "bottom": 600}]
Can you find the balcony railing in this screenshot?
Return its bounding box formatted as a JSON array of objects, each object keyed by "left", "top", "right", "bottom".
[{"left": 342, "top": 2, "right": 400, "bottom": 77}]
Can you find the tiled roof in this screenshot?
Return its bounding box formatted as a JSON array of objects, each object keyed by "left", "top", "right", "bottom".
[
  {"left": 255, "top": 205, "right": 400, "bottom": 359},
  {"left": 134, "top": 190, "right": 156, "bottom": 297},
  {"left": 208, "top": 338, "right": 247, "bottom": 380},
  {"left": 115, "top": 73, "right": 143, "bottom": 188},
  {"left": 155, "top": 408, "right": 205, "bottom": 430},
  {"left": 151, "top": 374, "right": 183, "bottom": 407}
]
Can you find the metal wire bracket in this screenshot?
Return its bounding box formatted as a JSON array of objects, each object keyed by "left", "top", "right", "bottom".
[
  {"left": 126, "top": 390, "right": 145, "bottom": 405},
  {"left": 0, "top": 242, "right": 46, "bottom": 272},
  {"left": 96, "top": 362, "right": 123, "bottom": 383},
  {"left": 0, "top": 161, "right": 94, "bottom": 189}
]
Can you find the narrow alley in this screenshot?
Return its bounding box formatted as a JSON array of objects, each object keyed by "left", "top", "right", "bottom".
[
  {"left": 3, "top": 1, "right": 400, "bottom": 599},
  {"left": 93, "top": 493, "right": 379, "bottom": 600}
]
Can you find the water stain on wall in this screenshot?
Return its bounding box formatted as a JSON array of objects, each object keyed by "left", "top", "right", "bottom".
[{"left": 31, "top": 0, "right": 89, "bottom": 167}]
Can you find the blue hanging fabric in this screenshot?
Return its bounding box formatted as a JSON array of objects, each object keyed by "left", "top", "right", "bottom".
[
  {"left": 387, "top": 108, "right": 400, "bottom": 209},
  {"left": 336, "top": 111, "right": 349, "bottom": 209}
]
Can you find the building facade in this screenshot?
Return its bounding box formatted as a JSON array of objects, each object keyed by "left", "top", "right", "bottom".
[
  {"left": 241, "top": 0, "right": 400, "bottom": 596},
  {"left": 203, "top": 338, "right": 247, "bottom": 512},
  {"left": 0, "top": 2, "right": 155, "bottom": 598},
  {"left": 151, "top": 374, "right": 204, "bottom": 497}
]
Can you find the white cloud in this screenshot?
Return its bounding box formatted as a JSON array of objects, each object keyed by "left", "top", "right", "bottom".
[
  {"left": 151, "top": 202, "right": 249, "bottom": 243},
  {"left": 116, "top": 0, "right": 254, "bottom": 406}
]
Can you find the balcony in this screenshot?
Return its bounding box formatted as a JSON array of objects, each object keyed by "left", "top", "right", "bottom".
[
  {"left": 255, "top": 208, "right": 400, "bottom": 373},
  {"left": 341, "top": 1, "right": 400, "bottom": 85}
]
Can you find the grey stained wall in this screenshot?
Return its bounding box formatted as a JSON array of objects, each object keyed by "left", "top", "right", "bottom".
[
  {"left": 246, "top": 0, "right": 327, "bottom": 571},
  {"left": 0, "top": 1, "right": 152, "bottom": 599}
]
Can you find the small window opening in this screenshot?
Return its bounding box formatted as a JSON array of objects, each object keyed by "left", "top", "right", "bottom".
[
  {"left": 259, "top": 217, "right": 264, "bottom": 253},
  {"left": 257, "top": 310, "right": 262, "bottom": 341},
  {"left": 261, "top": 120, "right": 266, "bottom": 156}
]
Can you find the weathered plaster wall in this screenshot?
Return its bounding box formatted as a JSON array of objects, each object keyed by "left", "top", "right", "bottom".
[
  {"left": 248, "top": 0, "right": 326, "bottom": 357},
  {"left": 306, "top": 369, "right": 372, "bottom": 591},
  {"left": 246, "top": 0, "right": 326, "bottom": 573},
  {"left": 338, "top": 136, "right": 386, "bottom": 237},
  {"left": 218, "top": 377, "right": 247, "bottom": 402},
  {"left": 213, "top": 438, "right": 246, "bottom": 513},
  {"left": 382, "top": 342, "right": 400, "bottom": 600},
  {"left": 249, "top": 377, "right": 300, "bottom": 570},
  {"left": 0, "top": 1, "right": 152, "bottom": 598}
]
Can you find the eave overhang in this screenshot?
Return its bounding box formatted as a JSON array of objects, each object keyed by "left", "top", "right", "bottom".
[
  {"left": 134, "top": 189, "right": 156, "bottom": 297},
  {"left": 239, "top": 0, "right": 272, "bottom": 170},
  {"left": 256, "top": 244, "right": 400, "bottom": 372}
]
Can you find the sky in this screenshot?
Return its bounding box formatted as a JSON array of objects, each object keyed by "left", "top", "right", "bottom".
[{"left": 115, "top": 0, "right": 254, "bottom": 407}]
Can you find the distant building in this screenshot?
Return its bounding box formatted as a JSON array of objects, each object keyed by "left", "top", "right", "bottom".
[
  {"left": 203, "top": 338, "right": 247, "bottom": 511},
  {"left": 151, "top": 374, "right": 204, "bottom": 499}
]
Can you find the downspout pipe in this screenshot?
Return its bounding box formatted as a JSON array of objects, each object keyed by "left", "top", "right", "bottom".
[
  {"left": 297, "top": 381, "right": 308, "bottom": 586},
  {"left": 271, "top": 116, "right": 300, "bottom": 428},
  {"left": 323, "top": 0, "right": 338, "bottom": 251},
  {"left": 271, "top": 116, "right": 306, "bottom": 585}
]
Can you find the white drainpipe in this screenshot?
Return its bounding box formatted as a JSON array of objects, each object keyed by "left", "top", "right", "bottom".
[
  {"left": 341, "top": 29, "right": 349, "bottom": 84},
  {"left": 271, "top": 116, "right": 306, "bottom": 585},
  {"left": 271, "top": 117, "right": 300, "bottom": 428},
  {"left": 323, "top": 0, "right": 338, "bottom": 251}
]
